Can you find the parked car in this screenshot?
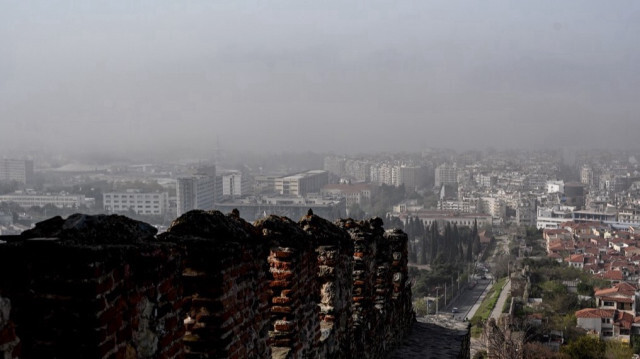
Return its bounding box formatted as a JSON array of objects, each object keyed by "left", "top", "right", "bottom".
[{"left": 452, "top": 307, "right": 459, "bottom": 313}]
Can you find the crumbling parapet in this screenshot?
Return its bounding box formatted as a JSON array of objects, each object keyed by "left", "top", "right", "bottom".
[
  {"left": 159, "top": 210, "right": 270, "bottom": 359},
  {"left": 0, "top": 212, "right": 415, "bottom": 359},
  {"left": 299, "top": 211, "right": 353, "bottom": 358},
  {"left": 255, "top": 215, "right": 320, "bottom": 359},
  {"left": 335, "top": 217, "right": 383, "bottom": 358},
  {"left": 0, "top": 214, "right": 183, "bottom": 359},
  {"left": 384, "top": 228, "right": 414, "bottom": 346}
]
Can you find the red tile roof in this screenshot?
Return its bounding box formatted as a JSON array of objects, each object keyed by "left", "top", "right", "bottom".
[
  {"left": 595, "top": 282, "right": 638, "bottom": 297},
  {"left": 575, "top": 308, "right": 615, "bottom": 319}
]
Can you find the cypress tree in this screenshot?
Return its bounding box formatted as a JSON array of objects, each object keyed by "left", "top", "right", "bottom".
[
  {"left": 472, "top": 219, "right": 481, "bottom": 257},
  {"left": 430, "top": 221, "right": 439, "bottom": 264}
]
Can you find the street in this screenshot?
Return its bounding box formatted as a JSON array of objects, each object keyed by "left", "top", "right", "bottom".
[{"left": 444, "top": 277, "right": 492, "bottom": 321}]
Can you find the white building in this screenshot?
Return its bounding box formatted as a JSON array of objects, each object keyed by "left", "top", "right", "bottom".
[
  {"left": 536, "top": 206, "right": 575, "bottom": 229},
  {"left": 321, "top": 183, "right": 375, "bottom": 207},
  {"left": 221, "top": 172, "right": 251, "bottom": 198},
  {"left": 0, "top": 192, "right": 86, "bottom": 208},
  {"left": 481, "top": 197, "right": 506, "bottom": 219},
  {"left": 546, "top": 180, "right": 565, "bottom": 194},
  {"left": 389, "top": 209, "right": 492, "bottom": 229},
  {"left": 103, "top": 191, "right": 169, "bottom": 215},
  {"left": 275, "top": 170, "right": 328, "bottom": 196}
]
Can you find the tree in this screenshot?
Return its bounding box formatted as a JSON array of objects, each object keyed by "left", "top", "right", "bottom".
[
  {"left": 522, "top": 342, "right": 564, "bottom": 359},
  {"left": 472, "top": 219, "right": 482, "bottom": 257},
  {"left": 429, "top": 221, "right": 439, "bottom": 264},
  {"left": 420, "top": 231, "right": 428, "bottom": 265},
  {"left": 631, "top": 335, "right": 640, "bottom": 354},
  {"left": 560, "top": 335, "right": 606, "bottom": 359},
  {"left": 605, "top": 340, "right": 633, "bottom": 359},
  {"left": 413, "top": 297, "right": 429, "bottom": 316},
  {"left": 484, "top": 318, "right": 538, "bottom": 359},
  {"left": 409, "top": 241, "right": 418, "bottom": 264}
]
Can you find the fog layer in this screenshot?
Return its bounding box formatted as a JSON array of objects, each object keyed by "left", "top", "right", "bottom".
[{"left": 2, "top": 1, "right": 640, "bottom": 155}]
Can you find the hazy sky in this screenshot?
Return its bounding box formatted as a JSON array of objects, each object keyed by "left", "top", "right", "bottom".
[{"left": 2, "top": 1, "right": 640, "bottom": 156}]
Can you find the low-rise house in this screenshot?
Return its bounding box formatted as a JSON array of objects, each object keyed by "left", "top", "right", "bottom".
[
  {"left": 595, "top": 270, "right": 625, "bottom": 284},
  {"left": 575, "top": 308, "right": 616, "bottom": 338},
  {"left": 594, "top": 282, "right": 638, "bottom": 315},
  {"left": 566, "top": 254, "right": 586, "bottom": 269},
  {"left": 575, "top": 308, "right": 634, "bottom": 342}
]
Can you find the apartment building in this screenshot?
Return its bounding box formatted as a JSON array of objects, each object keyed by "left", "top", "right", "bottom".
[
  {"left": 103, "top": 191, "right": 169, "bottom": 215},
  {"left": 0, "top": 159, "right": 34, "bottom": 184}
]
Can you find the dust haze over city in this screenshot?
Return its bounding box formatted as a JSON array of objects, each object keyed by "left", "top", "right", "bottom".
[
  {"left": 5, "top": 2, "right": 640, "bottom": 359},
  {"left": 2, "top": 1, "right": 640, "bottom": 158}
]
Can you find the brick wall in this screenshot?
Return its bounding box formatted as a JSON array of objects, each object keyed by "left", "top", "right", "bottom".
[
  {"left": 159, "top": 210, "right": 271, "bottom": 359},
  {"left": 0, "top": 211, "right": 414, "bottom": 359},
  {"left": 299, "top": 212, "right": 353, "bottom": 358},
  {"left": 0, "top": 215, "right": 184, "bottom": 358},
  {"left": 255, "top": 215, "right": 319, "bottom": 359}
]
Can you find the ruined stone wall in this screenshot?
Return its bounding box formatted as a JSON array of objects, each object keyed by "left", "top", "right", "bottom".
[
  {"left": 158, "top": 210, "right": 271, "bottom": 359},
  {"left": 0, "top": 216, "right": 184, "bottom": 358},
  {"left": 255, "top": 215, "right": 320, "bottom": 359},
  {"left": 0, "top": 211, "right": 414, "bottom": 359},
  {"left": 300, "top": 213, "right": 353, "bottom": 358}
]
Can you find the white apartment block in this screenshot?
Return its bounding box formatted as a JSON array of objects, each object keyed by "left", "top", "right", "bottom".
[
  {"left": 222, "top": 172, "right": 251, "bottom": 198},
  {"left": 103, "top": 191, "right": 169, "bottom": 215},
  {"left": 0, "top": 193, "right": 86, "bottom": 208}
]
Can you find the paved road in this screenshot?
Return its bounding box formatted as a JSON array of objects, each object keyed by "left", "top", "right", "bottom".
[
  {"left": 490, "top": 279, "right": 511, "bottom": 320},
  {"left": 444, "top": 277, "right": 492, "bottom": 321}
]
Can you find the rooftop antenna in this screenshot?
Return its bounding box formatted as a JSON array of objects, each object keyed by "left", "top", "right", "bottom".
[{"left": 215, "top": 136, "right": 221, "bottom": 166}]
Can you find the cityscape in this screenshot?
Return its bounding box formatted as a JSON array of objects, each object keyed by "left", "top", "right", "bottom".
[
  {"left": 2, "top": 148, "right": 640, "bottom": 357},
  {"left": 3, "top": 1, "right": 640, "bottom": 358}
]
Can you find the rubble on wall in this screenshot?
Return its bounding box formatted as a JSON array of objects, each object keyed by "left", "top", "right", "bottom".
[
  {"left": 0, "top": 211, "right": 416, "bottom": 359},
  {"left": 21, "top": 213, "right": 157, "bottom": 244}
]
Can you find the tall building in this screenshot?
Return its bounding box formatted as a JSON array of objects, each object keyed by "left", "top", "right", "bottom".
[
  {"left": 434, "top": 163, "right": 457, "bottom": 188},
  {"left": 275, "top": 170, "right": 328, "bottom": 196},
  {"left": 176, "top": 167, "right": 216, "bottom": 216},
  {"left": 370, "top": 163, "right": 400, "bottom": 186},
  {"left": 398, "top": 166, "right": 426, "bottom": 190},
  {"left": 221, "top": 172, "right": 251, "bottom": 199},
  {"left": 0, "top": 159, "right": 34, "bottom": 184},
  {"left": 580, "top": 165, "right": 593, "bottom": 187}
]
